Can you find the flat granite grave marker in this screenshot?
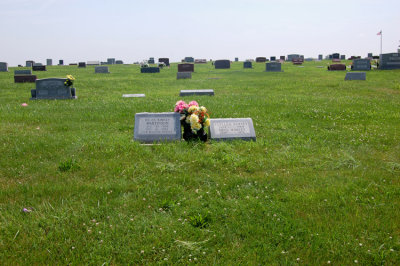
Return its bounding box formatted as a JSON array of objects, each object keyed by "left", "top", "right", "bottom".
[
  {"left": 243, "top": 61, "right": 252, "bottom": 68},
  {"left": 141, "top": 67, "right": 160, "bottom": 73},
  {"left": 78, "top": 62, "right": 86, "bottom": 68},
  {"left": 379, "top": 53, "right": 400, "bottom": 70},
  {"left": 177, "top": 72, "right": 192, "bottom": 79},
  {"left": 178, "top": 63, "right": 194, "bottom": 72},
  {"left": 351, "top": 59, "right": 371, "bottom": 71},
  {"left": 214, "top": 60, "right": 230, "bottom": 69},
  {"left": 180, "top": 89, "right": 214, "bottom": 96},
  {"left": 15, "top": 69, "right": 32, "bottom": 75},
  {"left": 95, "top": 66, "right": 110, "bottom": 73},
  {"left": 31, "top": 78, "right": 76, "bottom": 100},
  {"left": 123, "top": 94, "right": 145, "bottom": 98},
  {"left": 14, "top": 75, "right": 37, "bottom": 83},
  {"left": 134, "top": 112, "right": 181, "bottom": 143},
  {"left": 46, "top": 59, "right": 52, "bottom": 66},
  {"left": 345, "top": 72, "right": 366, "bottom": 81},
  {"left": 32, "top": 65, "right": 46, "bottom": 71},
  {"left": 266, "top": 62, "right": 283, "bottom": 72},
  {"left": 0, "top": 62, "right": 8, "bottom": 72},
  {"left": 209, "top": 118, "right": 256, "bottom": 141}
]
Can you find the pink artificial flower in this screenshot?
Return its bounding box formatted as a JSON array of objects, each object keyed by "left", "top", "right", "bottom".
[
  {"left": 21, "top": 103, "right": 28, "bottom": 107},
  {"left": 188, "top": 101, "right": 199, "bottom": 107},
  {"left": 175, "top": 100, "right": 186, "bottom": 106}
]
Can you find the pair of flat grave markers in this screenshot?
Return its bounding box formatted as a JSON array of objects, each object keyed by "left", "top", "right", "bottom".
[{"left": 134, "top": 113, "right": 256, "bottom": 143}]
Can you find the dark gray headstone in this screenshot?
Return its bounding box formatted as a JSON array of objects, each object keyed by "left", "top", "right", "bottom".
[
  {"left": 95, "top": 66, "right": 110, "bottom": 73},
  {"left": 214, "top": 60, "right": 230, "bottom": 69},
  {"left": 134, "top": 112, "right": 181, "bottom": 143},
  {"left": 177, "top": 72, "right": 192, "bottom": 79},
  {"left": 26, "top": 61, "right": 34, "bottom": 67},
  {"left": 107, "top": 58, "right": 115, "bottom": 64},
  {"left": 235, "top": 57, "right": 239, "bottom": 62},
  {"left": 159, "top": 58, "right": 170, "bottom": 66},
  {"left": 318, "top": 54, "right": 323, "bottom": 60},
  {"left": 0, "top": 62, "right": 8, "bottom": 72},
  {"left": 46, "top": 59, "right": 52, "bottom": 66},
  {"left": 280, "top": 56, "right": 285, "bottom": 61},
  {"left": 243, "top": 61, "right": 252, "bottom": 68},
  {"left": 266, "top": 62, "right": 282, "bottom": 72},
  {"left": 78, "top": 62, "right": 86, "bottom": 68},
  {"left": 180, "top": 89, "right": 214, "bottom": 96},
  {"left": 14, "top": 75, "right": 36, "bottom": 83},
  {"left": 345, "top": 72, "right": 366, "bottom": 81},
  {"left": 256, "top": 57, "right": 267, "bottom": 62},
  {"left": 352, "top": 59, "right": 371, "bottom": 71},
  {"left": 332, "top": 53, "right": 340, "bottom": 59},
  {"left": 270, "top": 56, "right": 276, "bottom": 61},
  {"left": 30, "top": 78, "right": 76, "bottom": 100},
  {"left": 32, "top": 65, "right": 46, "bottom": 71},
  {"left": 368, "top": 53, "right": 373, "bottom": 58},
  {"left": 379, "top": 53, "right": 400, "bottom": 70},
  {"left": 59, "top": 60, "right": 64, "bottom": 65},
  {"left": 15, "top": 69, "right": 32, "bottom": 75},
  {"left": 287, "top": 54, "right": 302, "bottom": 61},
  {"left": 178, "top": 64, "right": 194, "bottom": 72},
  {"left": 116, "top": 60, "right": 123, "bottom": 64},
  {"left": 209, "top": 118, "right": 256, "bottom": 141},
  {"left": 184, "top": 57, "right": 194, "bottom": 63},
  {"left": 140, "top": 67, "right": 160, "bottom": 73},
  {"left": 340, "top": 55, "right": 346, "bottom": 60}
]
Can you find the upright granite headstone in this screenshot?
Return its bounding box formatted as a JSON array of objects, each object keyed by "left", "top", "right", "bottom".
[
  {"left": 31, "top": 78, "right": 76, "bottom": 100},
  {"left": 345, "top": 72, "right": 366, "bottom": 80},
  {"left": 177, "top": 72, "right": 192, "bottom": 79},
  {"left": 195, "top": 59, "right": 207, "bottom": 64},
  {"left": 14, "top": 75, "right": 37, "bottom": 83},
  {"left": 178, "top": 63, "right": 194, "bottom": 72},
  {"left": 180, "top": 89, "right": 214, "bottom": 96},
  {"left": 59, "top": 60, "right": 64, "bottom": 65},
  {"left": 26, "top": 61, "right": 34, "bottom": 67},
  {"left": 148, "top": 57, "right": 155, "bottom": 64},
  {"left": 116, "top": 60, "right": 123, "bottom": 64},
  {"left": 134, "top": 112, "right": 181, "bottom": 143},
  {"left": 287, "top": 54, "right": 301, "bottom": 61},
  {"left": 46, "top": 59, "right": 52, "bottom": 66},
  {"left": 340, "top": 55, "right": 346, "bottom": 60},
  {"left": 0, "top": 62, "right": 8, "bottom": 72},
  {"left": 379, "top": 53, "right": 400, "bottom": 70},
  {"left": 266, "top": 62, "right": 283, "bottom": 72},
  {"left": 256, "top": 57, "right": 267, "bottom": 62},
  {"left": 209, "top": 118, "right": 256, "bottom": 141},
  {"left": 270, "top": 56, "right": 276, "bottom": 61},
  {"left": 279, "top": 56, "right": 285, "bottom": 61},
  {"left": 32, "top": 65, "right": 46, "bottom": 71},
  {"left": 184, "top": 57, "right": 194, "bottom": 63},
  {"left": 78, "top": 62, "right": 86, "bottom": 68},
  {"left": 328, "top": 64, "right": 346, "bottom": 71},
  {"left": 368, "top": 53, "right": 373, "bottom": 58},
  {"left": 214, "top": 60, "right": 230, "bottom": 69},
  {"left": 107, "top": 58, "right": 115, "bottom": 65},
  {"left": 243, "top": 61, "right": 252, "bottom": 68},
  {"left": 15, "top": 69, "right": 32, "bottom": 75},
  {"left": 95, "top": 66, "right": 110, "bottom": 73},
  {"left": 140, "top": 67, "right": 160, "bottom": 73},
  {"left": 332, "top": 53, "right": 340, "bottom": 59},
  {"left": 351, "top": 59, "right": 371, "bottom": 71},
  {"left": 235, "top": 57, "right": 239, "bottom": 62},
  {"left": 158, "top": 58, "right": 170, "bottom": 66},
  {"left": 318, "top": 54, "right": 323, "bottom": 60}
]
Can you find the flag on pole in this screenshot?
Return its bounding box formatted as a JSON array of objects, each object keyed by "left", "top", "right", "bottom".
[{"left": 377, "top": 30, "right": 382, "bottom": 35}]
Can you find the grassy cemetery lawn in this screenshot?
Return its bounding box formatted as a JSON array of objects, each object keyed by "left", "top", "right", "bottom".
[{"left": 0, "top": 61, "right": 399, "bottom": 264}]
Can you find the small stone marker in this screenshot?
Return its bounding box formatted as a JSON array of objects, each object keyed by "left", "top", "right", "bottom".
[
  {"left": 31, "top": 78, "right": 77, "bottom": 100},
  {"left": 178, "top": 63, "right": 194, "bottom": 72},
  {"left": 345, "top": 72, "right": 366, "bottom": 81},
  {"left": 46, "top": 59, "right": 52, "bottom": 66},
  {"left": 351, "top": 59, "right": 371, "bottom": 71},
  {"left": 368, "top": 53, "right": 373, "bottom": 58},
  {"left": 32, "top": 65, "right": 46, "bottom": 71},
  {"left": 180, "top": 89, "right": 214, "bottom": 96},
  {"left": 107, "top": 58, "right": 115, "bottom": 65},
  {"left": 340, "top": 55, "right": 346, "bottom": 60},
  {"left": 379, "top": 53, "right": 400, "bottom": 70},
  {"left": 134, "top": 112, "right": 181, "bottom": 143},
  {"left": 318, "top": 54, "right": 323, "bottom": 60},
  {"left": 59, "top": 60, "right": 64, "bottom": 65},
  {"left": 95, "top": 66, "right": 110, "bottom": 73},
  {"left": 256, "top": 57, "right": 267, "bottom": 62},
  {"left": 122, "top": 94, "right": 145, "bottom": 98},
  {"left": 78, "top": 62, "right": 86, "bottom": 68},
  {"left": 235, "top": 57, "right": 239, "bottom": 62},
  {"left": 140, "top": 67, "right": 160, "bottom": 73},
  {"left": 243, "top": 61, "right": 252, "bottom": 68},
  {"left": 115, "top": 60, "right": 123, "bottom": 64},
  {"left": 26, "top": 61, "right": 34, "bottom": 67},
  {"left": 209, "top": 118, "right": 256, "bottom": 141},
  {"left": 270, "top": 56, "right": 276, "bottom": 61},
  {"left": 184, "top": 57, "right": 194, "bottom": 63},
  {"left": 0, "top": 62, "right": 9, "bottom": 72},
  {"left": 177, "top": 72, "right": 192, "bottom": 79},
  {"left": 14, "top": 75, "right": 37, "bottom": 83},
  {"left": 328, "top": 64, "right": 346, "bottom": 71},
  {"left": 87, "top": 61, "right": 100, "bottom": 65},
  {"left": 266, "top": 62, "right": 283, "bottom": 72},
  {"left": 15, "top": 69, "right": 32, "bottom": 75},
  {"left": 214, "top": 60, "right": 230, "bottom": 69}
]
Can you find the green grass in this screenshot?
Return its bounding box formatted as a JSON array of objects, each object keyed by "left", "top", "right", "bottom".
[{"left": 0, "top": 61, "right": 399, "bottom": 264}]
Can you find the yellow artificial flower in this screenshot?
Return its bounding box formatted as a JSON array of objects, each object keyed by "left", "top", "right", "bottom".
[
  {"left": 199, "top": 106, "right": 207, "bottom": 113},
  {"left": 188, "top": 105, "right": 199, "bottom": 114},
  {"left": 204, "top": 119, "right": 210, "bottom": 127},
  {"left": 185, "top": 115, "right": 191, "bottom": 124},
  {"left": 191, "top": 122, "right": 202, "bottom": 131},
  {"left": 190, "top": 114, "right": 199, "bottom": 124},
  {"left": 66, "top": 75, "right": 75, "bottom": 80}
]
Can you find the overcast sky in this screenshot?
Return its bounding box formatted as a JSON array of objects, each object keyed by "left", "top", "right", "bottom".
[{"left": 1, "top": 0, "right": 399, "bottom": 66}]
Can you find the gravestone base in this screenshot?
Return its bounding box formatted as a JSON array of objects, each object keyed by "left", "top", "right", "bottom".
[
  {"left": 177, "top": 72, "right": 192, "bottom": 79},
  {"left": 345, "top": 72, "right": 366, "bottom": 81},
  {"left": 180, "top": 89, "right": 214, "bottom": 96},
  {"left": 14, "top": 75, "right": 37, "bottom": 83}
]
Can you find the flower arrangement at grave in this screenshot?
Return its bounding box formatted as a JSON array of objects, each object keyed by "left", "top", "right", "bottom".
[
  {"left": 174, "top": 100, "right": 210, "bottom": 141},
  {"left": 64, "top": 75, "right": 75, "bottom": 87}
]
